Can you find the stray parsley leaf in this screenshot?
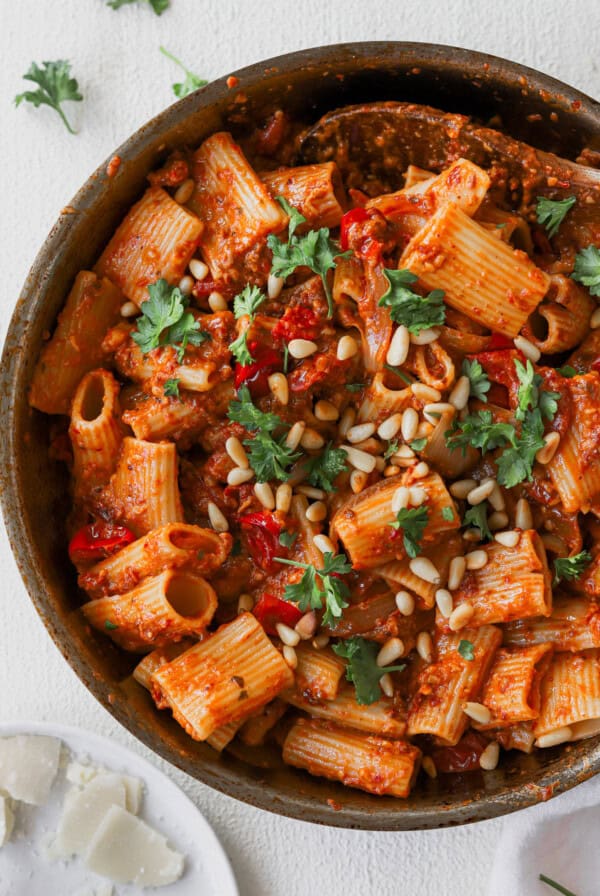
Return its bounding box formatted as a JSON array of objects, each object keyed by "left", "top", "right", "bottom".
[
  {"left": 410, "top": 437, "right": 428, "bottom": 451},
  {"left": 227, "top": 385, "right": 281, "bottom": 431},
  {"left": 277, "top": 552, "right": 352, "bottom": 627},
  {"left": 389, "top": 506, "right": 429, "bottom": 558},
  {"left": 159, "top": 46, "right": 207, "bottom": 98},
  {"left": 446, "top": 410, "right": 515, "bottom": 455},
  {"left": 279, "top": 530, "right": 298, "bottom": 548},
  {"left": 535, "top": 196, "right": 576, "bottom": 238},
  {"left": 333, "top": 637, "right": 405, "bottom": 705},
  {"left": 229, "top": 330, "right": 254, "bottom": 365},
  {"left": 442, "top": 506, "right": 455, "bottom": 522},
  {"left": 283, "top": 345, "right": 290, "bottom": 374},
  {"left": 384, "top": 364, "right": 414, "bottom": 385},
  {"left": 378, "top": 268, "right": 446, "bottom": 334},
  {"left": 306, "top": 443, "right": 348, "bottom": 492},
  {"left": 227, "top": 386, "right": 298, "bottom": 482},
  {"left": 346, "top": 382, "right": 366, "bottom": 392},
  {"left": 384, "top": 440, "right": 399, "bottom": 461},
  {"left": 267, "top": 197, "right": 351, "bottom": 317},
  {"left": 572, "top": 245, "right": 600, "bottom": 296},
  {"left": 163, "top": 378, "right": 180, "bottom": 398},
  {"left": 556, "top": 365, "right": 577, "bottom": 378},
  {"left": 15, "top": 60, "right": 82, "bottom": 134},
  {"left": 458, "top": 639, "right": 475, "bottom": 661},
  {"left": 463, "top": 503, "right": 492, "bottom": 541},
  {"left": 553, "top": 550, "right": 592, "bottom": 584},
  {"left": 108, "top": 0, "right": 169, "bottom": 14},
  {"left": 104, "top": 620, "right": 119, "bottom": 631},
  {"left": 462, "top": 358, "right": 490, "bottom": 403},
  {"left": 538, "top": 873, "right": 578, "bottom": 896},
  {"left": 496, "top": 408, "right": 546, "bottom": 488},
  {"left": 514, "top": 359, "right": 559, "bottom": 423},
  {"left": 229, "top": 284, "right": 268, "bottom": 364},
  {"left": 132, "top": 279, "right": 209, "bottom": 361}
]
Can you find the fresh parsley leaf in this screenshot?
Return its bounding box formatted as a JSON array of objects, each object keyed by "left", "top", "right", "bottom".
[
  {"left": 410, "top": 437, "right": 428, "bottom": 451},
  {"left": 514, "top": 359, "right": 559, "bottom": 423},
  {"left": 159, "top": 46, "right": 207, "bottom": 97},
  {"left": 276, "top": 552, "right": 352, "bottom": 627},
  {"left": 306, "top": 443, "right": 348, "bottom": 492},
  {"left": 442, "top": 506, "right": 455, "bottom": 522},
  {"left": 283, "top": 345, "right": 290, "bottom": 374},
  {"left": 538, "top": 873, "right": 578, "bottom": 896},
  {"left": 346, "top": 382, "right": 365, "bottom": 392},
  {"left": 132, "top": 279, "right": 208, "bottom": 361},
  {"left": 384, "top": 364, "right": 414, "bottom": 385},
  {"left": 279, "top": 530, "right": 298, "bottom": 548},
  {"left": 553, "top": 550, "right": 592, "bottom": 585},
  {"left": 458, "top": 639, "right": 475, "bottom": 661},
  {"left": 227, "top": 385, "right": 281, "bottom": 432},
  {"left": 463, "top": 503, "right": 492, "bottom": 541},
  {"left": 446, "top": 410, "right": 515, "bottom": 455},
  {"left": 389, "top": 506, "right": 429, "bottom": 558},
  {"left": 572, "top": 245, "right": 600, "bottom": 296},
  {"left": 228, "top": 330, "right": 253, "bottom": 365},
  {"left": 378, "top": 268, "right": 445, "bottom": 334},
  {"left": 333, "top": 637, "right": 405, "bottom": 705},
  {"left": 496, "top": 408, "right": 546, "bottom": 488},
  {"left": 556, "top": 365, "right": 576, "bottom": 378},
  {"left": 104, "top": 620, "right": 119, "bottom": 631},
  {"left": 462, "top": 358, "right": 490, "bottom": 403},
  {"left": 229, "top": 284, "right": 268, "bottom": 364},
  {"left": 15, "top": 60, "right": 82, "bottom": 134},
  {"left": 163, "top": 378, "right": 180, "bottom": 398},
  {"left": 267, "top": 198, "right": 351, "bottom": 317},
  {"left": 245, "top": 431, "right": 300, "bottom": 483},
  {"left": 536, "top": 196, "right": 576, "bottom": 238},
  {"left": 108, "top": 0, "right": 169, "bottom": 14},
  {"left": 384, "top": 440, "right": 399, "bottom": 461}
]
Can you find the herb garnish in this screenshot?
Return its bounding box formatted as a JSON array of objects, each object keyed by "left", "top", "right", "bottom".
[
  {"left": 458, "top": 639, "right": 475, "bottom": 661},
  {"left": 15, "top": 60, "right": 82, "bottom": 134},
  {"left": 389, "top": 506, "right": 429, "bottom": 558},
  {"left": 378, "top": 269, "right": 445, "bottom": 334},
  {"left": 228, "top": 284, "right": 267, "bottom": 365},
  {"left": 306, "top": 443, "right": 348, "bottom": 492},
  {"left": 227, "top": 385, "right": 299, "bottom": 482},
  {"left": 553, "top": 551, "right": 592, "bottom": 585},
  {"left": 159, "top": 46, "right": 207, "bottom": 98},
  {"left": 163, "top": 378, "right": 180, "bottom": 398},
  {"left": 463, "top": 503, "right": 492, "bottom": 541},
  {"left": 535, "top": 196, "right": 576, "bottom": 238},
  {"left": 276, "top": 552, "right": 352, "bottom": 627},
  {"left": 333, "top": 637, "right": 405, "bottom": 705},
  {"left": 132, "top": 279, "right": 209, "bottom": 361},
  {"left": 572, "top": 245, "right": 600, "bottom": 296},
  {"left": 461, "top": 358, "right": 490, "bottom": 403},
  {"left": 538, "top": 873, "right": 578, "bottom": 896},
  {"left": 107, "top": 0, "right": 169, "bottom": 13}
]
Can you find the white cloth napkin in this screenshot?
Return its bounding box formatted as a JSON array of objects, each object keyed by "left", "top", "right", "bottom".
[{"left": 487, "top": 773, "right": 600, "bottom": 896}]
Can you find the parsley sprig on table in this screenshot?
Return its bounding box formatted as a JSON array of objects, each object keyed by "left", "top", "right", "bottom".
[
  {"left": 553, "top": 550, "right": 592, "bottom": 585},
  {"left": 378, "top": 268, "right": 446, "bottom": 334},
  {"left": 132, "top": 279, "right": 209, "bottom": 361},
  {"left": 227, "top": 385, "right": 299, "bottom": 482},
  {"left": 572, "top": 245, "right": 600, "bottom": 296},
  {"left": 107, "top": 0, "right": 169, "bottom": 13},
  {"left": 267, "top": 197, "right": 351, "bottom": 317},
  {"left": 305, "top": 443, "right": 348, "bottom": 492},
  {"left": 538, "top": 873, "right": 578, "bottom": 896},
  {"left": 535, "top": 196, "right": 576, "bottom": 238},
  {"left": 461, "top": 358, "right": 490, "bottom": 403},
  {"left": 389, "top": 506, "right": 429, "bottom": 558},
  {"left": 276, "top": 552, "right": 352, "bottom": 627},
  {"left": 333, "top": 637, "right": 405, "bottom": 705},
  {"left": 159, "top": 46, "right": 207, "bottom": 98},
  {"left": 15, "top": 60, "right": 82, "bottom": 134},
  {"left": 228, "top": 284, "right": 268, "bottom": 365}
]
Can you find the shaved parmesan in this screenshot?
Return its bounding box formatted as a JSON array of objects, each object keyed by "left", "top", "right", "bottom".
[
  {"left": 56, "top": 774, "right": 127, "bottom": 856},
  {"left": 65, "top": 762, "right": 142, "bottom": 813},
  {"left": 0, "top": 735, "right": 61, "bottom": 805},
  {"left": 85, "top": 804, "right": 184, "bottom": 886},
  {"left": 0, "top": 795, "right": 14, "bottom": 847}
]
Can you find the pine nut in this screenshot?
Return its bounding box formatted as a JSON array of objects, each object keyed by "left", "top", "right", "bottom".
[
  {"left": 480, "top": 741, "right": 500, "bottom": 771},
  {"left": 386, "top": 325, "right": 410, "bottom": 366},
  {"left": 435, "top": 588, "right": 453, "bottom": 618},
  {"left": 300, "top": 428, "right": 325, "bottom": 451},
  {"left": 392, "top": 486, "right": 410, "bottom": 513},
  {"left": 488, "top": 511, "right": 509, "bottom": 531},
  {"left": 314, "top": 399, "right": 339, "bottom": 421},
  {"left": 227, "top": 467, "right": 255, "bottom": 486},
  {"left": 347, "top": 422, "right": 376, "bottom": 443},
  {"left": 314, "top": 534, "right": 335, "bottom": 555},
  {"left": 422, "top": 756, "right": 437, "bottom": 779},
  {"left": 395, "top": 591, "right": 415, "bottom": 615},
  {"left": 411, "top": 383, "right": 441, "bottom": 403},
  {"left": 467, "top": 480, "right": 496, "bottom": 505},
  {"left": 514, "top": 334, "right": 541, "bottom": 362},
  {"left": 208, "top": 502, "right": 229, "bottom": 532},
  {"left": 384, "top": 465, "right": 400, "bottom": 477},
  {"left": 283, "top": 645, "right": 298, "bottom": 669},
  {"left": 401, "top": 408, "right": 419, "bottom": 441},
  {"left": 350, "top": 469, "right": 368, "bottom": 493},
  {"left": 254, "top": 482, "right": 275, "bottom": 510},
  {"left": 208, "top": 290, "right": 227, "bottom": 312},
  {"left": 178, "top": 275, "right": 194, "bottom": 295},
  {"left": 312, "top": 634, "right": 330, "bottom": 649},
  {"left": 306, "top": 501, "right": 327, "bottom": 523},
  {"left": 495, "top": 530, "right": 520, "bottom": 548},
  {"left": 175, "top": 178, "right": 195, "bottom": 204},
  {"left": 449, "top": 375, "right": 470, "bottom": 410},
  {"left": 338, "top": 407, "right": 356, "bottom": 438},
  {"left": 423, "top": 402, "right": 454, "bottom": 425},
  {"left": 410, "top": 557, "right": 440, "bottom": 584},
  {"left": 515, "top": 497, "right": 533, "bottom": 530},
  {"left": 463, "top": 528, "right": 482, "bottom": 543},
  {"left": 379, "top": 672, "right": 394, "bottom": 697},
  {"left": 285, "top": 421, "right": 306, "bottom": 450},
  {"left": 448, "top": 601, "right": 474, "bottom": 631},
  {"left": 536, "top": 431, "right": 560, "bottom": 464},
  {"left": 410, "top": 327, "right": 440, "bottom": 345},
  {"left": 276, "top": 622, "right": 300, "bottom": 647},
  {"left": 341, "top": 445, "right": 377, "bottom": 473},
  {"left": 376, "top": 637, "right": 405, "bottom": 667},
  {"left": 120, "top": 301, "right": 138, "bottom": 318},
  {"left": 295, "top": 611, "right": 317, "bottom": 640},
  {"left": 409, "top": 486, "right": 427, "bottom": 506},
  {"left": 416, "top": 631, "right": 433, "bottom": 663},
  {"left": 463, "top": 701, "right": 492, "bottom": 725},
  {"left": 535, "top": 727, "right": 574, "bottom": 748},
  {"left": 237, "top": 593, "right": 254, "bottom": 613},
  {"left": 415, "top": 421, "right": 434, "bottom": 438},
  {"left": 465, "top": 550, "right": 488, "bottom": 570},
  {"left": 412, "top": 461, "right": 430, "bottom": 479},
  {"left": 394, "top": 444, "right": 415, "bottom": 459},
  {"left": 296, "top": 485, "right": 326, "bottom": 500},
  {"left": 289, "top": 339, "right": 317, "bottom": 359},
  {"left": 189, "top": 258, "right": 209, "bottom": 281},
  {"left": 378, "top": 413, "right": 403, "bottom": 440},
  {"left": 450, "top": 479, "right": 477, "bottom": 499},
  {"left": 447, "top": 556, "right": 466, "bottom": 591},
  {"left": 591, "top": 307, "right": 600, "bottom": 330},
  {"left": 268, "top": 372, "right": 289, "bottom": 405},
  {"left": 337, "top": 334, "right": 359, "bottom": 360},
  {"left": 226, "top": 436, "right": 249, "bottom": 469},
  {"left": 276, "top": 483, "right": 292, "bottom": 513},
  {"left": 268, "top": 273, "right": 284, "bottom": 299},
  {"left": 488, "top": 483, "right": 506, "bottom": 512}
]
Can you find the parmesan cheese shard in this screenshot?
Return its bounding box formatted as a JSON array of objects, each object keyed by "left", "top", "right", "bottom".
[
  {"left": 56, "top": 774, "right": 127, "bottom": 857},
  {"left": 84, "top": 804, "right": 184, "bottom": 886},
  {"left": 0, "top": 795, "right": 14, "bottom": 847},
  {"left": 0, "top": 736, "right": 61, "bottom": 805},
  {"left": 65, "top": 762, "right": 143, "bottom": 814}
]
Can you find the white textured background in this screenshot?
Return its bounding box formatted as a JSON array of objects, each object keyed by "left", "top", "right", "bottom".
[{"left": 0, "top": 2, "right": 598, "bottom": 894}]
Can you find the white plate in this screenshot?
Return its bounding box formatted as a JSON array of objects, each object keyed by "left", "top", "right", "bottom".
[{"left": 0, "top": 721, "right": 238, "bottom": 896}]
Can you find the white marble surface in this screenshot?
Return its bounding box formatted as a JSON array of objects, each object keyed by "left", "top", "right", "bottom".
[{"left": 0, "top": 2, "right": 598, "bottom": 894}]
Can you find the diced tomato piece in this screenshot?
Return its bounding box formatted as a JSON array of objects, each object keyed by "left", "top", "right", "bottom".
[
  {"left": 485, "top": 333, "right": 514, "bottom": 351},
  {"left": 470, "top": 348, "right": 525, "bottom": 405},
  {"left": 69, "top": 521, "right": 136, "bottom": 565},
  {"left": 192, "top": 278, "right": 221, "bottom": 298},
  {"left": 252, "top": 593, "right": 303, "bottom": 635},
  {"left": 430, "top": 731, "right": 490, "bottom": 774},
  {"left": 339, "top": 207, "right": 370, "bottom": 251},
  {"left": 272, "top": 306, "right": 321, "bottom": 343},
  {"left": 592, "top": 357, "right": 600, "bottom": 374},
  {"left": 240, "top": 511, "right": 284, "bottom": 573},
  {"left": 234, "top": 341, "right": 283, "bottom": 398}
]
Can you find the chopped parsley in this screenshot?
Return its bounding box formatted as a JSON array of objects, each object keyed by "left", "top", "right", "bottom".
[
  {"left": 163, "top": 378, "right": 180, "bottom": 398},
  {"left": 535, "top": 196, "right": 576, "bottom": 238},
  {"left": 556, "top": 365, "right": 577, "bottom": 378},
  {"left": 384, "top": 364, "right": 414, "bottom": 384},
  {"left": 333, "top": 637, "right": 405, "bottom": 705},
  {"left": 15, "top": 60, "right": 83, "bottom": 134},
  {"left": 104, "top": 620, "right": 119, "bottom": 631},
  {"left": 267, "top": 197, "right": 351, "bottom": 317},
  {"left": 306, "top": 443, "right": 348, "bottom": 492},
  {"left": 279, "top": 530, "right": 298, "bottom": 548},
  {"left": 228, "top": 385, "right": 281, "bottom": 432},
  {"left": 132, "top": 279, "right": 209, "bottom": 362},
  {"left": 442, "top": 506, "right": 455, "bottom": 522},
  {"left": 227, "top": 385, "right": 299, "bottom": 482},
  {"left": 446, "top": 410, "right": 515, "bottom": 456},
  {"left": 276, "top": 552, "right": 352, "bottom": 627},
  {"left": 159, "top": 46, "right": 207, "bottom": 98},
  {"left": 463, "top": 503, "right": 492, "bottom": 541},
  {"left": 410, "top": 437, "right": 428, "bottom": 451},
  {"left": 514, "top": 359, "right": 559, "bottom": 423},
  {"left": 384, "top": 440, "right": 400, "bottom": 461},
  {"left": 572, "top": 245, "right": 600, "bottom": 296},
  {"left": 346, "top": 382, "right": 366, "bottom": 392},
  {"left": 107, "top": 0, "right": 169, "bottom": 12},
  {"left": 458, "top": 639, "right": 475, "bottom": 661},
  {"left": 378, "top": 268, "right": 445, "bottom": 334},
  {"left": 389, "top": 506, "right": 429, "bottom": 558},
  {"left": 553, "top": 551, "right": 592, "bottom": 585},
  {"left": 228, "top": 284, "right": 268, "bottom": 365},
  {"left": 461, "top": 358, "right": 490, "bottom": 403}
]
